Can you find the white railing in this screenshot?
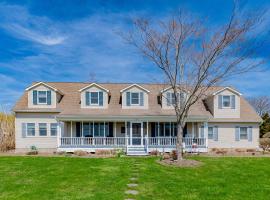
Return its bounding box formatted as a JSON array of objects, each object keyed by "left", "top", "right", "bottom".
[{"left": 60, "top": 137, "right": 206, "bottom": 148}]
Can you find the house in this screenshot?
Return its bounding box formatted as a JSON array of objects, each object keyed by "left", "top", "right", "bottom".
[{"left": 13, "top": 82, "right": 262, "bottom": 155}]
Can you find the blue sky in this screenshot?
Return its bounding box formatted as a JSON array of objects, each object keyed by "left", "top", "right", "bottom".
[{"left": 0, "top": 0, "right": 269, "bottom": 111}]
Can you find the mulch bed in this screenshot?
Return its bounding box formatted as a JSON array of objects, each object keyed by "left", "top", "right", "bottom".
[{"left": 157, "top": 159, "right": 203, "bottom": 168}]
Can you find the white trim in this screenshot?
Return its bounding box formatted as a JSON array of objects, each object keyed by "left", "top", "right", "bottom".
[
  {"left": 79, "top": 83, "right": 109, "bottom": 93},
  {"left": 25, "top": 82, "right": 64, "bottom": 95},
  {"left": 213, "top": 87, "right": 242, "bottom": 96},
  {"left": 120, "top": 84, "right": 150, "bottom": 93}
]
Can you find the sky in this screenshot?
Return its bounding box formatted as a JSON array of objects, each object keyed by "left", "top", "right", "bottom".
[{"left": 0, "top": 0, "right": 269, "bottom": 111}]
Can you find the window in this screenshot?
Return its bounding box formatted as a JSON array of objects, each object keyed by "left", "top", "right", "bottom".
[
  {"left": 208, "top": 127, "right": 213, "bottom": 139},
  {"left": 222, "top": 95, "right": 231, "bottom": 108},
  {"left": 121, "top": 126, "right": 125, "bottom": 134},
  {"left": 39, "top": 123, "right": 47, "bottom": 136},
  {"left": 38, "top": 91, "right": 47, "bottom": 104},
  {"left": 90, "top": 92, "right": 99, "bottom": 105},
  {"left": 27, "top": 123, "right": 35, "bottom": 136},
  {"left": 240, "top": 127, "right": 248, "bottom": 139},
  {"left": 83, "top": 123, "right": 90, "bottom": 137},
  {"left": 131, "top": 92, "right": 139, "bottom": 105},
  {"left": 50, "top": 123, "right": 57, "bottom": 136}
]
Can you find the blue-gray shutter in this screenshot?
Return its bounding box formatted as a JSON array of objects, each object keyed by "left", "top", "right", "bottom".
[
  {"left": 126, "top": 92, "right": 131, "bottom": 106},
  {"left": 22, "top": 123, "right": 26, "bottom": 138},
  {"left": 33, "top": 90, "right": 37, "bottom": 105},
  {"left": 213, "top": 126, "right": 218, "bottom": 141},
  {"left": 47, "top": 91, "right": 51, "bottom": 105},
  {"left": 200, "top": 126, "right": 204, "bottom": 138},
  {"left": 248, "top": 126, "right": 253, "bottom": 142},
  {"left": 140, "top": 92, "right": 144, "bottom": 106},
  {"left": 86, "top": 92, "right": 90, "bottom": 106},
  {"left": 235, "top": 126, "right": 240, "bottom": 141},
  {"left": 218, "top": 95, "right": 222, "bottom": 109},
  {"left": 99, "top": 92, "right": 103, "bottom": 106},
  {"left": 231, "top": 95, "right": 235, "bottom": 109},
  {"left": 166, "top": 92, "right": 171, "bottom": 106}
]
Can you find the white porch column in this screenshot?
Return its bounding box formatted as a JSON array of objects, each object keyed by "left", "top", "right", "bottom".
[
  {"left": 204, "top": 122, "right": 208, "bottom": 148},
  {"left": 192, "top": 122, "right": 194, "bottom": 138},
  {"left": 71, "top": 121, "right": 73, "bottom": 137},
  {"left": 57, "top": 121, "right": 61, "bottom": 148},
  {"left": 114, "top": 122, "right": 116, "bottom": 137},
  {"left": 141, "top": 122, "right": 143, "bottom": 146},
  {"left": 125, "top": 121, "right": 127, "bottom": 145}
]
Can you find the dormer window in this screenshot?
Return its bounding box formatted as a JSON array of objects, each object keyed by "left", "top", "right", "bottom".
[
  {"left": 218, "top": 95, "right": 235, "bottom": 109},
  {"left": 131, "top": 92, "right": 140, "bottom": 105},
  {"left": 90, "top": 92, "right": 99, "bottom": 105},
  {"left": 38, "top": 91, "right": 47, "bottom": 104},
  {"left": 86, "top": 91, "right": 103, "bottom": 106},
  {"left": 222, "top": 95, "right": 231, "bottom": 108}
]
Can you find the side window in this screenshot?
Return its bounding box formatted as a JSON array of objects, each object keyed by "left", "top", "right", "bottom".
[
  {"left": 240, "top": 127, "right": 248, "bottom": 140},
  {"left": 50, "top": 123, "right": 58, "bottom": 136},
  {"left": 208, "top": 127, "right": 213, "bottom": 139},
  {"left": 39, "top": 123, "right": 47, "bottom": 136},
  {"left": 27, "top": 123, "right": 35, "bottom": 136}
]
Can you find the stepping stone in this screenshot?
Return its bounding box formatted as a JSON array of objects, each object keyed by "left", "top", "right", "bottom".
[
  {"left": 125, "top": 190, "right": 139, "bottom": 195},
  {"left": 130, "top": 177, "right": 138, "bottom": 181},
  {"left": 127, "top": 183, "right": 138, "bottom": 187}
]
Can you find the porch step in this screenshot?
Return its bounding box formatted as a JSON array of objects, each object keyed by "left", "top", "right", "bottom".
[{"left": 127, "top": 146, "right": 148, "bottom": 156}]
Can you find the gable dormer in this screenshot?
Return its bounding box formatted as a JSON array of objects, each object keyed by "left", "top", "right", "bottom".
[
  {"left": 79, "top": 83, "right": 109, "bottom": 109},
  {"left": 160, "top": 86, "right": 189, "bottom": 109},
  {"left": 26, "top": 82, "right": 63, "bottom": 109},
  {"left": 207, "top": 87, "right": 241, "bottom": 118},
  {"left": 120, "top": 84, "right": 149, "bottom": 109}
]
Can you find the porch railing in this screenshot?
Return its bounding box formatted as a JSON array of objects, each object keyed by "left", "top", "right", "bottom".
[{"left": 59, "top": 137, "right": 206, "bottom": 148}]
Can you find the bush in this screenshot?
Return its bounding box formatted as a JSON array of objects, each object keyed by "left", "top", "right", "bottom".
[
  {"left": 95, "top": 149, "right": 114, "bottom": 156},
  {"left": 260, "top": 138, "right": 270, "bottom": 152},
  {"left": 171, "top": 150, "right": 177, "bottom": 160},
  {"left": 116, "top": 148, "right": 125, "bottom": 158},
  {"left": 26, "top": 145, "right": 38, "bottom": 155},
  {"left": 0, "top": 113, "right": 15, "bottom": 152},
  {"left": 150, "top": 150, "right": 159, "bottom": 156},
  {"left": 74, "top": 150, "right": 88, "bottom": 156}
]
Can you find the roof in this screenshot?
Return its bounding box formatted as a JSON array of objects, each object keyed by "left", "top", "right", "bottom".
[
  {"left": 212, "top": 87, "right": 242, "bottom": 96},
  {"left": 120, "top": 84, "right": 150, "bottom": 93},
  {"left": 13, "top": 82, "right": 262, "bottom": 122},
  {"left": 78, "top": 83, "right": 109, "bottom": 93},
  {"left": 25, "top": 82, "right": 64, "bottom": 95}
]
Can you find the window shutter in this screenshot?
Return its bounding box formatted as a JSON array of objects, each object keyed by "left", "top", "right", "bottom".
[
  {"left": 99, "top": 92, "right": 103, "bottom": 106},
  {"left": 231, "top": 95, "right": 235, "bottom": 109},
  {"left": 33, "top": 90, "right": 37, "bottom": 105},
  {"left": 86, "top": 92, "right": 90, "bottom": 106},
  {"left": 22, "top": 123, "right": 26, "bottom": 138},
  {"left": 140, "top": 92, "right": 144, "bottom": 106},
  {"left": 126, "top": 92, "right": 131, "bottom": 106},
  {"left": 235, "top": 126, "right": 240, "bottom": 141},
  {"left": 166, "top": 92, "right": 171, "bottom": 106},
  {"left": 213, "top": 126, "right": 218, "bottom": 141},
  {"left": 218, "top": 95, "right": 222, "bottom": 109},
  {"left": 200, "top": 126, "right": 204, "bottom": 138},
  {"left": 248, "top": 126, "right": 253, "bottom": 142},
  {"left": 47, "top": 91, "right": 51, "bottom": 105}
]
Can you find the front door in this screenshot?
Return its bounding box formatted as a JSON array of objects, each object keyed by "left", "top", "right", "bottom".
[{"left": 131, "top": 122, "right": 142, "bottom": 146}]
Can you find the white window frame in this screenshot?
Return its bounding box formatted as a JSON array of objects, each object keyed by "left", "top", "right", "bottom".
[
  {"left": 37, "top": 91, "right": 47, "bottom": 104},
  {"left": 240, "top": 127, "right": 248, "bottom": 140},
  {"left": 90, "top": 92, "right": 99, "bottom": 105},
  {"left": 50, "top": 123, "right": 58, "bottom": 137},
  {"left": 131, "top": 92, "right": 140, "bottom": 105},
  {"left": 39, "top": 123, "right": 47, "bottom": 136},
  {"left": 222, "top": 95, "right": 231, "bottom": 108},
  {"left": 208, "top": 127, "right": 214, "bottom": 139},
  {"left": 27, "top": 123, "right": 35, "bottom": 136}
]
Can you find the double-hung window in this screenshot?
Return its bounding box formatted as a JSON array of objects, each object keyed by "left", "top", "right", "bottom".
[
  {"left": 50, "top": 123, "right": 57, "bottom": 136},
  {"left": 131, "top": 92, "right": 139, "bottom": 105},
  {"left": 208, "top": 127, "right": 214, "bottom": 139},
  {"left": 39, "top": 123, "right": 47, "bottom": 136},
  {"left": 240, "top": 127, "right": 248, "bottom": 140},
  {"left": 222, "top": 95, "right": 231, "bottom": 108},
  {"left": 27, "top": 123, "right": 35, "bottom": 136},
  {"left": 38, "top": 91, "right": 47, "bottom": 104},
  {"left": 90, "top": 92, "right": 99, "bottom": 105}
]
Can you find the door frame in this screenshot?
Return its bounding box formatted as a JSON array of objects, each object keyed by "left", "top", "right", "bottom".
[{"left": 130, "top": 122, "right": 143, "bottom": 146}]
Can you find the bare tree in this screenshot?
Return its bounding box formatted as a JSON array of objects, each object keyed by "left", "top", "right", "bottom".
[
  {"left": 123, "top": 4, "right": 267, "bottom": 161},
  {"left": 247, "top": 96, "right": 270, "bottom": 116}
]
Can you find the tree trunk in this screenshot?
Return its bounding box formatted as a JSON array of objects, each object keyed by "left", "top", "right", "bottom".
[{"left": 176, "top": 123, "right": 184, "bottom": 161}]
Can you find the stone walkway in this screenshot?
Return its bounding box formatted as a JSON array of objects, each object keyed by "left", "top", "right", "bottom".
[{"left": 124, "top": 160, "right": 141, "bottom": 200}]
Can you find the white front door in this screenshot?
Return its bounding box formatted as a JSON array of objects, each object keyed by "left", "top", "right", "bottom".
[{"left": 131, "top": 122, "right": 143, "bottom": 146}]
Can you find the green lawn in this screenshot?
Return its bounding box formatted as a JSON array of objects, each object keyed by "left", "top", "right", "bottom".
[{"left": 0, "top": 156, "right": 270, "bottom": 200}]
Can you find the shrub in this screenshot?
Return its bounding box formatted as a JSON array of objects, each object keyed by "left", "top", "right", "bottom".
[
  {"left": 96, "top": 149, "right": 114, "bottom": 156},
  {"left": 171, "top": 150, "right": 177, "bottom": 160},
  {"left": 74, "top": 150, "right": 88, "bottom": 156},
  {"left": 116, "top": 148, "right": 125, "bottom": 158},
  {"left": 162, "top": 153, "right": 170, "bottom": 160},
  {"left": 260, "top": 138, "right": 270, "bottom": 152},
  {"left": 150, "top": 150, "right": 159, "bottom": 156},
  {"left": 0, "top": 113, "right": 15, "bottom": 152},
  {"left": 26, "top": 145, "right": 38, "bottom": 155}
]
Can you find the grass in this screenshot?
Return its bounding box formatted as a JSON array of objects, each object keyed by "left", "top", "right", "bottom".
[{"left": 0, "top": 156, "right": 270, "bottom": 200}]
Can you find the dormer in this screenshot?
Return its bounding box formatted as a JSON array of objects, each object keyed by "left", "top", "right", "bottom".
[
  {"left": 120, "top": 84, "right": 149, "bottom": 109},
  {"left": 160, "top": 86, "right": 189, "bottom": 109},
  {"left": 79, "top": 83, "right": 109, "bottom": 109},
  {"left": 26, "top": 82, "right": 63, "bottom": 109},
  {"left": 206, "top": 87, "right": 241, "bottom": 118}
]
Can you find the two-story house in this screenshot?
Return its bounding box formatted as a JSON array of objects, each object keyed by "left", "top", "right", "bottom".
[{"left": 13, "top": 82, "right": 262, "bottom": 155}]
